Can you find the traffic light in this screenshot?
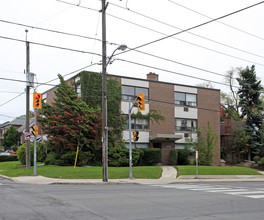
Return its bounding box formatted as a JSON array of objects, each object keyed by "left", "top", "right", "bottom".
[
  {"left": 31, "top": 126, "right": 38, "bottom": 136},
  {"left": 137, "top": 93, "right": 145, "bottom": 111},
  {"left": 33, "top": 92, "right": 42, "bottom": 109},
  {"left": 133, "top": 131, "right": 139, "bottom": 141}
]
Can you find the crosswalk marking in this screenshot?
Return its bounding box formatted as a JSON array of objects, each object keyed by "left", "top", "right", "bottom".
[
  {"left": 228, "top": 191, "right": 264, "bottom": 195},
  {"left": 151, "top": 184, "right": 264, "bottom": 200},
  {"left": 245, "top": 195, "right": 264, "bottom": 199}
]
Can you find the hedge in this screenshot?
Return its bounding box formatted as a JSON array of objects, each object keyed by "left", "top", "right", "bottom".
[
  {"left": 141, "top": 148, "right": 161, "bottom": 166},
  {"left": 169, "top": 149, "right": 178, "bottom": 165},
  {"left": 0, "top": 155, "right": 18, "bottom": 162}
]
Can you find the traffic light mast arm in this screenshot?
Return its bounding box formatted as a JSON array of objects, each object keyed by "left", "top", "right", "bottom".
[{"left": 129, "top": 96, "right": 139, "bottom": 113}]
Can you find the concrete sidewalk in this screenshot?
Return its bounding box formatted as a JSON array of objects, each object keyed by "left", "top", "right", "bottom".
[{"left": 1, "top": 166, "right": 264, "bottom": 185}]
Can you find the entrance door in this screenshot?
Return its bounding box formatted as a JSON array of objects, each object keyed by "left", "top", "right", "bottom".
[{"left": 153, "top": 143, "right": 162, "bottom": 149}]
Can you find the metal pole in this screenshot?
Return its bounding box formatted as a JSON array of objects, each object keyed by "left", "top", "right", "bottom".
[
  {"left": 128, "top": 97, "right": 132, "bottom": 179},
  {"left": 33, "top": 108, "right": 37, "bottom": 175},
  {"left": 101, "top": 0, "right": 108, "bottom": 182},
  {"left": 195, "top": 149, "right": 198, "bottom": 179},
  {"left": 25, "top": 30, "right": 31, "bottom": 170}
]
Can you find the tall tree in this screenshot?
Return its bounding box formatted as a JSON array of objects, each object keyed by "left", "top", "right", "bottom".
[
  {"left": 186, "top": 122, "right": 218, "bottom": 166},
  {"left": 2, "top": 125, "right": 20, "bottom": 150},
  {"left": 38, "top": 74, "right": 102, "bottom": 155},
  {"left": 237, "top": 65, "right": 264, "bottom": 159},
  {"left": 79, "top": 71, "right": 123, "bottom": 147},
  {"left": 221, "top": 67, "right": 241, "bottom": 120}
]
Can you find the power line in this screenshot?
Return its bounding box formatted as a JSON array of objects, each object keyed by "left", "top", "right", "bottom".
[
  {"left": 116, "top": 58, "right": 238, "bottom": 88},
  {"left": 0, "top": 113, "right": 15, "bottom": 119},
  {"left": 0, "top": 19, "right": 118, "bottom": 47},
  {"left": 0, "top": 35, "right": 102, "bottom": 56},
  {"left": 0, "top": 19, "right": 234, "bottom": 79},
  {"left": 55, "top": 0, "right": 264, "bottom": 66},
  {"left": 0, "top": 92, "right": 25, "bottom": 107},
  {"left": 168, "top": 0, "right": 264, "bottom": 42},
  {"left": 109, "top": 2, "right": 264, "bottom": 60},
  {"left": 116, "top": 1, "right": 264, "bottom": 58}
]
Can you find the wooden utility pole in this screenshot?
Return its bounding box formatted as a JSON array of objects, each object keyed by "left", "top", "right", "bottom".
[{"left": 101, "top": 0, "right": 108, "bottom": 182}]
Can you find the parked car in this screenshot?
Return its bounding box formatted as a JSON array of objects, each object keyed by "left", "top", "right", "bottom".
[{"left": 0, "top": 152, "right": 11, "bottom": 156}]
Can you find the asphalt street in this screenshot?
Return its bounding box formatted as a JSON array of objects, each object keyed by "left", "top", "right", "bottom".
[{"left": 1, "top": 177, "right": 264, "bottom": 220}]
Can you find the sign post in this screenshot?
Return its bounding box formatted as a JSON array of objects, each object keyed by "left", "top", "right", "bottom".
[{"left": 195, "top": 149, "right": 198, "bottom": 179}]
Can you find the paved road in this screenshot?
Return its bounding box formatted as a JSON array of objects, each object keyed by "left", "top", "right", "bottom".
[{"left": 1, "top": 179, "right": 264, "bottom": 220}]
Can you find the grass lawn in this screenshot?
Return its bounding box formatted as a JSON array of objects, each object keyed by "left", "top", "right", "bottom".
[
  {"left": 0, "top": 161, "right": 162, "bottom": 179},
  {"left": 176, "top": 165, "right": 262, "bottom": 177}
]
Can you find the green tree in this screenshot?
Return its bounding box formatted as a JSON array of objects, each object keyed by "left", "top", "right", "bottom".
[
  {"left": 2, "top": 125, "right": 19, "bottom": 150},
  {"left": 221, "top": 67, "right": 241, "bottom": 121},
  {"left": 186, "top": 122, "right": 218, "bottom": 166},
  {"left": 229, "top": 126, "right": 249, "bottom": 163},
  {"left": 79, "top": 71, "right": 123, "bottom": 147},
  {"left": 237, "top": 65, "right": 264, "bottom": 160},
  {"left": 38, "top": 74, "right": 102, "bottom": 157}
]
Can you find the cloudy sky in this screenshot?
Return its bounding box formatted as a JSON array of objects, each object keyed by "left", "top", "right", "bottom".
[{"left": 0, "top": 0, "right": 264, "bottom": 123}]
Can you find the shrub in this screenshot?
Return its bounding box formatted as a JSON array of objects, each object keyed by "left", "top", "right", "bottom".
[
  {"left": 253, "top": 156, "right": 260, "bottom": 164},
  {"left": 170, "top": 149, "right": 178, "bottom": 165},
  {"left": 0, "top": 155, "right": 18, "bottom": 162},
  {"left": 44, "top": 152, "right": 58, "bottom": 165},
  {"left": 11, "top": 145, "right": 18, "bottom": 152},
  {"left": 17, "top": 142, "right": 47, "bottom": 165},
  {"left": 109, "top": 145, "right": 129, "bottom": 167},
  {"left": 141, "top": 148, "right": 161, "bottom": 166},
  {"left": 44, "top": 151, "right": 93, "bottom": 166},
  {"left": 37, "top": 142, "right": 47, "bottom": 162},
  {"left": 178, "top": 149, "right": 189, "bottom": 165},
  {"left": 258, "top": 157, "right": 264, "bottom": 167},
  {"left": 17, "top": 143, "right": 34, "bottom": 165}
]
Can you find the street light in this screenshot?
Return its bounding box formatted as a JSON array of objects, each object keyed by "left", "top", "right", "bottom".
[
  {"left": 102, "top": 44, "right": 127, "bottom": 182},
  {"left": 106, "top": 44, "right": 127, "bottom": 66}
]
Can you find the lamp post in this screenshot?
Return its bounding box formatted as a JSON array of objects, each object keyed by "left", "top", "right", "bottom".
[
  {"left": 101, "top": 0, "right": 127, "bottom": 183},
  {"left": 101, "top": 44, "right": 127, "bottom": 182}
]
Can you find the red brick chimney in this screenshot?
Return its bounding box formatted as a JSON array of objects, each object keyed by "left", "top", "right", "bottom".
[{"left": 147, "top": 72, "right": 159, "bottom": 81}]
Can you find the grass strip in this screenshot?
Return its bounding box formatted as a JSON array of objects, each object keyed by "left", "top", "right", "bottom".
[
  {"left": 176, "top": 165, "right": 261, "bottom": 177},
  {"left": 0, "top": 161, "right": 162, "bottom": 179}
]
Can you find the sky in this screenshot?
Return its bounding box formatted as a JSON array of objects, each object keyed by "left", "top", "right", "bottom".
[{"left": 0, "top": 0, "right": 264, "bottom": 123}]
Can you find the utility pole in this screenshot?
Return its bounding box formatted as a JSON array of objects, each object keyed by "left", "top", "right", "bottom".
[
  {"left": 101, "top": 0, "right": 108, "bottom": 182},
  {"left": 25, "top": 30, "right": 31, "bottom": 170}
]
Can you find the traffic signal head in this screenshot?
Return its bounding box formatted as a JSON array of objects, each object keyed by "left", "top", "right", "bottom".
[
  {"left": 33, "top": 92, "right": 42, "bottom": 109},
  {"left": 137, "top": 93, "right": 145, "bottom": 111},
  {"left": 133, "top": 131, "right": 139, "bottom": 141}
]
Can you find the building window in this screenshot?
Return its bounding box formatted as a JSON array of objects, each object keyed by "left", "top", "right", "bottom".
[
  {"left": 175, "top": 118, "right": 197, "bottom": 132},
  {"left": 124, "top": 118, "right": 149, "bottom": 130},
  {"left": 174, "top": 92, "right": 196, "bottom": 107},
  {"left": 42, "top": 93, "right": 47, "bottom": 104},
  {"left": 122, "top": 85, "right": 149, "bottom": 101},
  {"left": 125, "top": 143, "right": 149, "bottom": 148},
  {"left": 76, "top": 84, "right": 81, "bottom": 97}
]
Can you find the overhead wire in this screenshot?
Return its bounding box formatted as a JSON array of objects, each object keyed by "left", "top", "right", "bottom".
[
  {"left": 0, "top": 19, "right": 118, "bottom": 47},
  {"left": 0, "top": 35, "right": 102, "bottom": 57},
  {"left": 168, "top": 0, "right": 264, "bottom": 42},
  {"left": 113, "top": 1, "right": 264, "bottom": 59},
  {"left": 109, "top": 2, "right": 264, "bottom": 59},
  {"left": 0, "top": 18, "right": 230, "bottom": 79}
]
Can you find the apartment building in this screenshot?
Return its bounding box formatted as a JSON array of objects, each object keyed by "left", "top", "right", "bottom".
[{"left": 43, "top": 72, "right": 221, "bottom": 165}]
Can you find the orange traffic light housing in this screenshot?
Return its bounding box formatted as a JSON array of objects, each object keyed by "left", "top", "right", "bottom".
[
  {"left": 33, "top": 92, "right": 42, "bottom": 109},
  {"left": 137, "top": 93, "right": 145, "bottom": 111},
  {"left": 133, "top": 131, "right": 139, "bottom": 142}
]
